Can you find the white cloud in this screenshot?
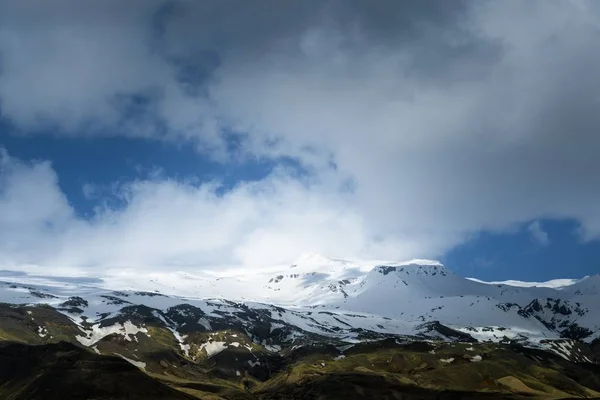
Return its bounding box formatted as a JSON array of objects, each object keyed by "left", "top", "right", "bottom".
[
  {"left": 1, "top": 1, "right": 600, "bottom": 272},
  {"left": 527, "top": 221, "right": 550, "bottom": 247},
  {"left": 0, "top": 149, "right": 412, "bottom": 272}
]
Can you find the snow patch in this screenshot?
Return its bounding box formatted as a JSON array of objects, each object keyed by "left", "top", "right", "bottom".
[
  {"left": 115, "top": 353, "right": 146, "bottom": 371},
  {"left": 270, "top": 323, "right": 284, "bottom": 333},
  {"left": 200, "top": 341, "right": 227, "bottom": 358},
  {"left": 264, "top": 343, "right": 281, "bottom": 352},
  {"left": 198, "top": 317, "right": 212, "bottom": 330},
  {"left": 539, "top": 340, "right": 575, "bottom": 360},
  {"left": 466, "top": 277, "right": 580, "bottom": 288},
  {"left": 151, "top": 310, "right": 191, "bottom": 357},
  {"left": 170, "top": 329, "right": 190, "bottom": 357},
  {"left": 75, "top": 320, "right": 147, "bottom": 347}
]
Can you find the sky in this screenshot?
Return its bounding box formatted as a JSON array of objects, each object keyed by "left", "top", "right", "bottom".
[{"left": 1, "top": 0, "right": 600, "bottom": 281}]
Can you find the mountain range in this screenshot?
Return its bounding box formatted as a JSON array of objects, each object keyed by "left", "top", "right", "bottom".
[{"left": 0, "top": 254, "right": 599, "bottom": 399}]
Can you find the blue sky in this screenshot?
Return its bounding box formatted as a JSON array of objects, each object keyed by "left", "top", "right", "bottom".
[
  {"left": 443, "top": 219, "right": 600, "bottom": 281},
  {"left": 0, "top": 125, "right": 277, "bottom": 217},
  {"left": 1, "top": 1, "right": 600, "bottom": 280}
]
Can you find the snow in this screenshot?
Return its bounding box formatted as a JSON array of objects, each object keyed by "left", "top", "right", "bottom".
[
  {"left": 263, "top": 343, "right": 281, "bottom": 352},
  {"left": 455, "top": 326, "right": 548, "bottom": 342},
  {"left": 440, "top": 358, "right": 454, "bottom": 363},
  {"left": 198, "top": 317, "right": 212, "bottom": 330},
  {"left": 470, "top": 355, "right": 482, "bottom": 362},
  {"left": 76, "top": 320, "right": 148, "bottom": 347},
  {"left": 538, "top": 340, "right": 576, "bottom": 360},
  {"left": 200, "top": 341, "right": 227, "bottom": 357},
  {"left": 0, "top": 256, "right": 598, "bottom": 354},
  {"left": 467, "top": 277, "right": 581, "bottom": 289},
  {"left": 148, "top": 310, "right": 193, "bottom": 357},
  {"left": 177, "top": 338, "right": 190, "bottom": 357},
  {"left": 115, "top": 354, "right": 146, "bottom": 371}
]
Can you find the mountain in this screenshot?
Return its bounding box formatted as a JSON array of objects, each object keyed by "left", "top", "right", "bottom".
[{"left": 0, "top": 256, "right": 599, "bottom": 398}]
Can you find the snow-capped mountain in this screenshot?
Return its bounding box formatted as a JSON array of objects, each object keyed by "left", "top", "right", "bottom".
[{"left": 0, "top": 254, "right": 598, "bottom": 368}]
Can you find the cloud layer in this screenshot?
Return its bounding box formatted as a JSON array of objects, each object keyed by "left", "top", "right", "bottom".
[{"left": 1, "top": 0, "right": 600, "bottom": 272}]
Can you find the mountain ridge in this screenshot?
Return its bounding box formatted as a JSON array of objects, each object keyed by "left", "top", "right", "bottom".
[
  {"left": 0, "top": 257, "right": 598, "bottom": 347},
  {"left": 0, "top": 257, "right": 599, "bottom": 398}
]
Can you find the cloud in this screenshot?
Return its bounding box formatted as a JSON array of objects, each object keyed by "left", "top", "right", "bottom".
[
  {"left": 1, "top": 1, "right": 600, "bottom": 271},
  {"left": 528, "top": 221, "right": 550, "bottom": 247},
  {"left": 0, "top": 148, "right": 413, "bottom": 272}
]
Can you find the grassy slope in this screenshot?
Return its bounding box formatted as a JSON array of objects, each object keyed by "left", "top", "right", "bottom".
[
  {"left": 249, "top": 341, "right": 600, "bottom": 400},
  {"left": 1, "top": 304, "right": 600, "bottom": 399}
]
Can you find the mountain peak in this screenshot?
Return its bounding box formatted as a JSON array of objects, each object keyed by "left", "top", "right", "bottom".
[{"left": 289, "top": 254, "right": 443, "bottom": 272}]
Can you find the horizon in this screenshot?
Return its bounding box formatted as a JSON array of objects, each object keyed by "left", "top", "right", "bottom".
[{"left": 0, "top": 252, "right": 593, "bottom": 291}]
